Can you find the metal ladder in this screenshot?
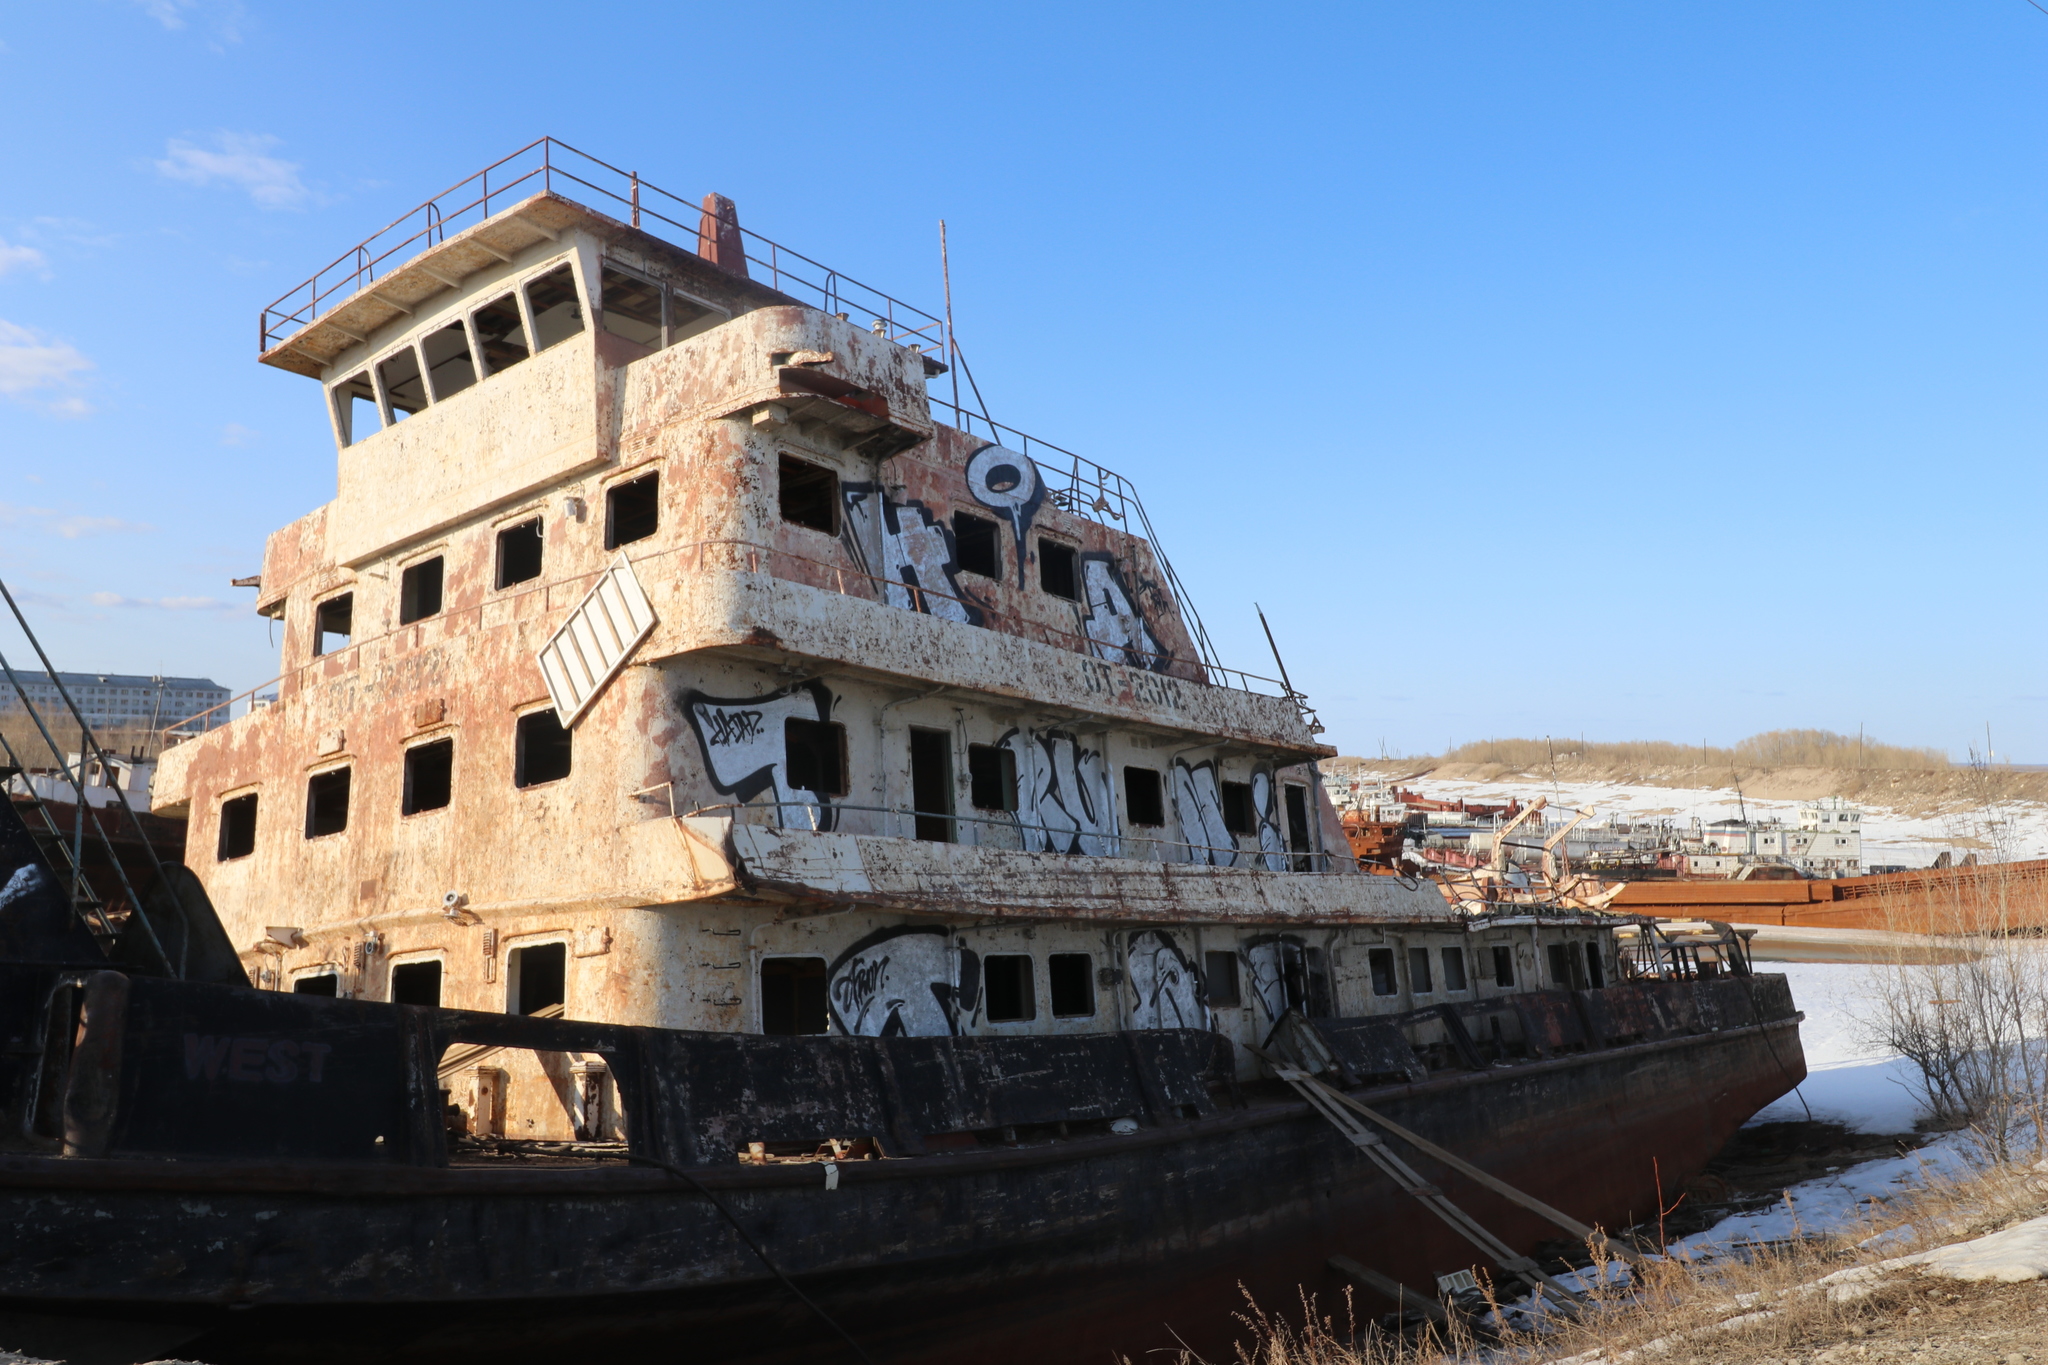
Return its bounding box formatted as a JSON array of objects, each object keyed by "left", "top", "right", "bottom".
[{"left": 0, "top": 724, "right": 117, "bottom": 938}]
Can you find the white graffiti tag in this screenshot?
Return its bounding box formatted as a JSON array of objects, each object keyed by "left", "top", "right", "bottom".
[
  {"left": 1251, "top": 769, "right": 1287, "bottom": 871},
  {"left": 683, "top": 681, "right": 834, "bottom": 829},
  {"left": 826, "top": 927, "right": 975, "bottom": 1037},
  {"left": 1171, "top": 760, "right": 1237, "bottom": 867},
  {"left": 1127, "top": 930, "right": 1207, "bottom": 1030},
  {"left": 1005, "top": 728, "right": 1120, "bottom": 857},
  {"left": 1080, "top": 557, "right": 1163, "bottom": 671},
  {"left": 841, "top": 487, "right": 979, "bottom": 626}
]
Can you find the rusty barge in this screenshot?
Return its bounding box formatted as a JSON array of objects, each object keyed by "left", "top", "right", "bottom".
[{"left": 0, "top": 140, "right": 1805, "bottom": 1365}]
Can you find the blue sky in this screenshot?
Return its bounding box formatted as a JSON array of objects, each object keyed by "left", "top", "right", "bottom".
[{"left": 1, "top": 2, "right": 2043, "bottom": 760}]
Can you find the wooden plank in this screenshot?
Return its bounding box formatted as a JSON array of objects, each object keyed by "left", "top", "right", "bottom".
[{"left": 1327, "top": 1256, "right": 1447, "bottom": 1324}]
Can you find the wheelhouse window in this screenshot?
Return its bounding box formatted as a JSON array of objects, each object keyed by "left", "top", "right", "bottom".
[
  {"left": 399, "top": 556, "right": 443, "bottom": 624},
  {"left": 599, "top": 267, "right": 664, "bottom": 348},
  {"left": 313, "top": 593, "right": 353, "bottom": 656},
  {"left": 952, "top": 512, "right": 1000, "bottom": 579},
  {"left": 760, "top": 958, "right": 829, "bottom": 1035},
  {"left": 524, "top": 264, "right": 585, "bottom": 351},
  {"left": 471, "top": 293, "right": 530, "bottom": 374},
  {"left": 376, "top": 345, "right": 427, "bottom": 421},
  {"left": 778, "top": 455, "right": 839, "bottom": 534},
  {"left": 1038, "top": 539, "right": 1078, "bottom": 601},
  {"left": 332, "top": 371, "right": 379, "bottom": 446},
  {"left": 421, "top": 320, "right": 478, "bottom": 401},
  {"left": 495, "top": 518, "right": 543, "bottom": 588},
  {"left": 217, "top": 792, "right": 257, "bottom": 860},
  {"left": 606, "top": 473, "right": 659, "bottom": 549},
  {"left": 305, "top": 766, "right": 351, "bottom": 838},
  {"left": 515, "top": 709, "right": 572, "bottom": 788}
]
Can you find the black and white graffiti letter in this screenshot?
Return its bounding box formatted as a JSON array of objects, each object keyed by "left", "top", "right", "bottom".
[
  {"left": 965, "top": 444, "right": 1045, "bottom": 590},
  {"left": 680, "top": 680, "right": 837, "bottom": 831},
  {"left": 826, "top": 926, "right": 978, "bottom": 1037}
]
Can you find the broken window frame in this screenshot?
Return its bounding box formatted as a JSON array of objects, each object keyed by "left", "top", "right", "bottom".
[
  {"left": 598, "top": 264, "right": 665, "bottom": 350},
  {"left": 759, "top": 956, "right": 830, "bottom": 1036},
  {"left": 665, "top": 286, "right": 723, "bottom": 346},
  {"left": 908, "top": 727, "right": 954, "bottom": 843},
  {"left": 982, "top": 954, "right": 1037, "bottom": 1024},
  {"left": 1491, "top": 944, "right": 1515, "bottom": 989},
  {"left": 1204, "top": 950, "right": 1241, "bottom": 1006},
  {"left": 783, "top": 718, "right": 848, "bottom": 798},
  {"left": 402, "top": 737, "right": 455, "bottom": 816},
  {"left": 374, "top": 342, "right": 430, "bottom": 424},
  {"left": 1407, "top": 946, "right": 1434, "bottom": 995},
  {"left": 778, "top": 454, "right": 840, "bottom": 535},
  {"left": 1440, "top": 946, "right": 1468, "bottom": 993},
  {"left": 524, "top": 261, "right": 586, "bottom": 353},
  {"left": 312, "top": 593, "right": 354, "bottom": 657},
  {"left": 420, "top": 316, "right": 482, "bottom": 403},
  {"left": 399, "top": 555, "right": 444, "bottom": 625},
  {"left": 1122, "top": 765, "right": 1166, "bottom": 828},
  {"left": 514, "top": 708, "right": 573, "bottom": 789},
  {"left": 495, "top": 517, "right": 544, "bottom": 589},
  {"left": 604, "top": 472, "right": 660, "bottom": 550},
  {"left": 1047, "top": 953, "right": 1096, "bottom": 1018},
  {"left": 216, "top": 792, "right": 258, "bottom": 861},
  {"left": 506, "top": 941, "right": 568, "bottom": 1016},
  {"left": 1037, "top": 538, "right": 1080, "bottom": 602},
  {"left": 1368, "top": 947, "right": 1398, "bottom": 996},
  {"left": 304, "top": 765, "right": 352, "bottom": 839},
  {"left": 1219, "top": 780, "right": 1254, "bottom": 836},
  {"left": 966, "top": 742, "right": 1017, "bottom": 812},
  {"left": 330, "top": 370, "right": 381, "bottom": 447},
  {"left": 952, "top": 511, "right": 1001, "bottom": 580},
  {"left": 470, "top": 290, "right": 533, "bottom": 376}
]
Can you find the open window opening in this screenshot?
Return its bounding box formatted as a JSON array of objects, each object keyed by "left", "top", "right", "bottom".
[
  {"left": 909, "top": 728, "right": 953, "bottom": 843},
  {"left": 376, "top": 345, "right": 428, "bottom": 421},
  {"left": 515, "top": 710, "right": 572, "bottom": 788},
  {"left": 1220, "top": 781, "right": 1254, "bottom": 835},
  {"left": 421, "top": 320, "right": 479, "bottom": 401},
  {"left": 1284, "top": 783, "right": 1313, "bottom": 871},
  {"left": 1547, "top": 942, "right": 1589, "bottom": 990},
  {"left": 508, "top": 942, "right": 566, "bottom": 1015},
  {"left": 952, "top": 512, "right": 1000, "bottom": 579},
  {"left": 1368, "top": 947, "right": 1398, "bottom": 996},
  {"left": 760, "top": 957, "right": 829, "bottom": 1035},
  {"left": 216, "top": 792, "right": 258, "bottom": 861},
  {"left": 403, "top": 738, "right": 454, "bottom": 815},
  {"left": 599, "top": 267, "right": 663, "bottom": 349},
  {"left": 390, "top": 960, "right": 443, "bottom": 1007},
  {"left": 313, "top": 593, "right": 353, "bottom": 656},
  {"left": 1038, "top": 539, "right": 1078, "bottom": 601},
  {"left": 332, "top": 371, "right": 380, "bottom": 446},
  {"left": 293, "top": 973, "right": 339, "bottom": 997},
  {"left": 1048, "top": 953, "right": 1095, "bottom": 1017},
  {"left": 1204, "top": 950, "right": 1241, "bottom": 1006},
  {"left": 1123, "top": 766, "right": 1164, "bottom": 827},
  {"left": 1584, "top": 942, "right": 1606, "bottom": 989},
  {"left": 496, "top": 518, "right": 543, "bottom": 588},
  {"left": 667, "top": 291, "right": 720, "bottom": 346},
  {"left": 1406, "top": 946, "right": 1434, "bottom": 995},
  {"left": 525, "top": 264, "right": 585, "bottom": 351},
  {"left": 967, "top": 742, "right": 1017, "bottom": 812},
  {"left": 304, "top": 767, "right": 351, "bottom": 838},
  {"left": 472, "top": 293, "right": 531, "bottom": 374},
  {"left": 1491, "top": 944, "right": 1515, "bottom": 988},
  {"left": 983, "top": 954, "right": 1035, "bottom": 1023},
  {"left": 1441, "top": 946, "right": 1468, "bottom": 992},
  {"left": 606, "top": 473, "right": 659, "bottom": 549},
  {"left": 778, "top": 455, "right": 839, "bottom": 534},
  {"left": 783, "top": 718, "right": 847, "bottom": 797},
  {"left": 399, "top": 556, "right": 444, "bottom": 624}
]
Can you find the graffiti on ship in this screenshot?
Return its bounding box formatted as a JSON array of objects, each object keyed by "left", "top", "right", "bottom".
[
  {"left": 826, "top": 925, "right": 981, "bottom": 1036},
  {"left": 680, "top": 679, "right": 838, "bottom": 831}
]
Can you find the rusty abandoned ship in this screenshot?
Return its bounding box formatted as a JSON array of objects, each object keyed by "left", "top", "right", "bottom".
[{"left": 0, "top": 141, "right": 1806, "bottom": 1365}]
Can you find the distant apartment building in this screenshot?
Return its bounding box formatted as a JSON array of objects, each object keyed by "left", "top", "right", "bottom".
[{"left": 1, "top": 671, "right": 231, "bottom": 735}]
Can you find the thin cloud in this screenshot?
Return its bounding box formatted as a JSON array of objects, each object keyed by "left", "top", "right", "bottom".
[
  {"left": 134, "top": 0, "right": 197, "bottom": 28},
  {"left": 220, "top": 422, "right": 258, "bottom": 447},
  {"left": 0, "top": 238, "right": 47, "bottom": 279},
  {"left": 0, "top": 503, "right": 150, "bottom": 539},
  {"left": 0, "top": 320, "right": 92, "bottom": 416},
  {"left": 89, "top": 592, "right": 232, "bottom": 612},
  {"left": 155, "top": 133, "right": 308, "bottom": 210}
]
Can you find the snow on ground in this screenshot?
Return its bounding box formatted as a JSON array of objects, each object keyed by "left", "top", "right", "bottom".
[
  {"left": 1372, "top": 773, "right": 2048, "bottom": 868},
  {"left": 1748, "top": 962, "right": 1927, "bottom": 1136}
]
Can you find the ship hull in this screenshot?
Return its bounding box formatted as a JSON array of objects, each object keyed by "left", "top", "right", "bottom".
[{"left": 0, "top": 1015, "right": 1802, "bottom": 1365}]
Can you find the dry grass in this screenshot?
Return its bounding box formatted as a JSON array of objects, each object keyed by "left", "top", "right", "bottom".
[
  {"left": 0, "top": 713, "right": 164, "bottom": 769},
  {"left": 1429, "top": 731, "right": 1950, "bottom": 775},
  {"left": 1155, "top": 1157, "right": 2048, "bottom": 1364}
]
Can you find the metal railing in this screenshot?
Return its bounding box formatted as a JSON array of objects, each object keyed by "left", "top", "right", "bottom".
[{"left": 259, "top": 138, "right": 947, "bottom": 357}]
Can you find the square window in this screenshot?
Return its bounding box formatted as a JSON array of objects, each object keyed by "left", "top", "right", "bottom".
[
  {"left": 783, "top": 718, "right": 847, "bottom": 797},
  {"left": 421, "top": 320, "right": 478, "bottom": 401},
  {"left": 399, "top": 557, "right": 443, "bottom": 624},
  {"left": 779, "top": 455, "right": 839, "bottom": 534},
  {"left": 1440, "top": 946, "right": 1468, "bottom": 992},
  {"left": 983, "top": 954, "right": 1036, "bottom": 1023},
  {"left": 667, "top": 291, "right": 720, "bottom": 345},
  {"left": 376, "top": 345, "right": 428, "bottom": 419},
  {"left": 1407, "top": 946, "right": 1434, "bottom": 994},
  {"left": 1038, "top": 539, "right": 1078, "bottom": 600},
  {"left": 1220, "top": 781, "right": 1254, "bottom": 835},
  {"left": 313, "top": 593, "right": 353, "bottom": 656},
  {"left": 403, "top": 738, "right": 454, "bottom": 815},
  {"left": 606, "top": 473, "right": 659, "bottom": 549},
  {"left": 1123, "top": 766, "right": 1165, "bottom": 827},
  {"left": 332, "top": 371, "right": 380, "bottom": 446},
  {"left": 952, "top": 512, "right": 1000, "bottom": 579},
  {"left": 515, "top": 710, "right": 572, "bottom": 788},
  {"left": 1204, "top": 950, "right": 1241, "bottom": 1006},
  {"left": 496, "top": 518, "right": 543, "bottom": 588},
  {"left": 760, "top": 957, "right": 829, "bottom": 1035},
  {"left": 599, "top": 267, "right": 663, "bottom": 348},
  {"left": 1368, "top": 947, "right": 1398, "bottom": 996},
  {"left": 1048, "top": 953, "right": 1095, "bottom": 1017},
  {"left": 967, "top": 743, "right": 1016, "bottom": 812},
  {"left": 305, "top": 767, "right": 351, "bottom": 838},
  {"left": 1547, "top": 943, "right": 1574, "bottom": 988},
  {"left": 390, "top": 960, "right": 442, "bottom": 1007},
  {"left": 293, "top": 973, "right": 339, "bottom": 997},
  {"left": 471, "top": 293, "right": 530, "bottom": 374},
  {"left": 508, "top": 942, "right": 566, "bottom": 1015},
  {"left": 1491, "top": 944, "right": 1515, "bottom": 988},
  {"left": 525, "top": 264, "right": 585, "bottom": 351},
  {"left": 217, "top": 793, "right": 257, "bottom": 860}
]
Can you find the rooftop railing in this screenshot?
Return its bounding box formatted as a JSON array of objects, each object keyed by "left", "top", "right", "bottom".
[{"left": 258, "top": 137, "right": 947, "bottom": 357}]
